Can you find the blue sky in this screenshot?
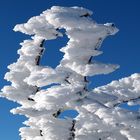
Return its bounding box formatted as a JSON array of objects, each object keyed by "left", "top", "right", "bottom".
[{"left": 0, "top": 0, "right": 140, "bottom": 139}]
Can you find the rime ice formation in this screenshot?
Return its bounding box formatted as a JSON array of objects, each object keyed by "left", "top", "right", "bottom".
[{"left": 1, "top": 6, "right": 140, "bottom": 140}]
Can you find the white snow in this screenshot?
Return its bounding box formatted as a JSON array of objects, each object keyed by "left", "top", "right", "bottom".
[{"left": 1, "top": 6, "right": 139, "bottom": 140}]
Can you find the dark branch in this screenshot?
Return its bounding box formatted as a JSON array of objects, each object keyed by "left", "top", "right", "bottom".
[
  {"left": 52, "top": 109, "right": 62, "bottom": 118},
  {"left": 68, "top": 120, "right": 76, "bottom": 140},
  {"left": 65, "top": 79, "right": 71, "bottom": 84},
  {"left": 80, "top": 13, "right": 90, "bottom": 17},
  {"left": 35, "top": 39, "right": 45, "bottom": 65},
  {"left": 65, "top": 76, "right": 71, "bottom": 84},
  {"left": 35, "top": 86, "right": 40, "bottom": 93},
  {"left": 113, "top": 96, "right": 140, "bottom": 107},
  {"left": 40, "top": 130, "right": 43, "bottom": 136},
  {"left": 95, "top": 37, "right": 102, "bottom": 50},
  {"left": 88, "top": 56, "right": 93, "bottom": 64},
  {"left": 83, "top": 86, "right": 88, "bottom": 91},
  {"left": 64, "top": 75, "right": 72, "bottom": 84},
  {"left": 28, "top": 40, "right": 45, "bottom": 101},
  {"left": 27, "top": 97, "right": 35, "bottom": 101},
  {"left": 84, "top": 76, "right": 88, "bottom": 82}
]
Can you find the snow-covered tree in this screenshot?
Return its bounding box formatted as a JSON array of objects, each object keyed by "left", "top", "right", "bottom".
[{"left": 1, "top": 6, "right": 140, "bottom": 140}]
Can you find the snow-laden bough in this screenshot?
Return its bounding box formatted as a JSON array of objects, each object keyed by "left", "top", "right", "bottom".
[{"left": 1, "top": 6, "right": 140, "bottom": 140}]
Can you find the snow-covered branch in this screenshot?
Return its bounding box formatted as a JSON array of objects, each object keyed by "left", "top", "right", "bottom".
[
  {"left": 1, "top": 6, "right": 140, "bottom": 140},
  {"left": 93, "top": 73, "right": 140, "bottom": 107}
]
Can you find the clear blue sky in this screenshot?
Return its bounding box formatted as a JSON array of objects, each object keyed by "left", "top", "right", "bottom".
[{"left": 0, "top": 0, "right": 140, "bottom": 140}]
